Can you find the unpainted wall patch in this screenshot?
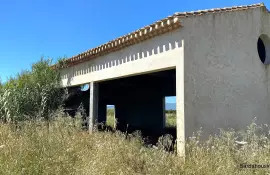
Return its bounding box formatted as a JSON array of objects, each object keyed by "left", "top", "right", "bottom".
[{"left": 257, "top": 34, "right": 270, "bottom": 65}]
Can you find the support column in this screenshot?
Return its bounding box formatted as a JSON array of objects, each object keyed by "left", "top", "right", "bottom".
[
  {"left": 162, "top": 96, "right": 166, "bottom": 129},
  {"left": 89, "top": 81, "right": 99, "bottom": 134},
  {"left": 176, "top": 39, "right": 185, "bottom": 157}
]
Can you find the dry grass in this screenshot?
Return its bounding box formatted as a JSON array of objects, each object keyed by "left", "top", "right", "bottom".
[{"left": 0, "top": 116, "right": 270, "bottom": 174}]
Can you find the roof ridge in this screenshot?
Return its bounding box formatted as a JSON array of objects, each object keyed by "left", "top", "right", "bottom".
[
  {"left": 173, "top": 3, "right": 265, "bottom": 17},
  {"left": 60, "top": 2, "right": 266, "bottom": 68}
]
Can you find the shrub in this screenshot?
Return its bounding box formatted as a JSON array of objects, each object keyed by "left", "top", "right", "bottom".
[{"left": 0, "top": 58, "right": 66, "bottom": 122}]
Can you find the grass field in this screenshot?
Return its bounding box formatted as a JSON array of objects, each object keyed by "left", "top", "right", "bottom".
[
  {"left": 0, "top": 116, "right": 269, "bottom": 174},
  {"left": 165, "top": 113, "right": 176, "bottom": 128},
  {"left": 106, "top": 109, "right": 116, "bottom": 128}
]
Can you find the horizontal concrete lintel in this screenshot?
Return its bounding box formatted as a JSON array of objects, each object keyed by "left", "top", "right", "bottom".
[{"left": 61, "top": 48, "right": 182, "bottom": 87}]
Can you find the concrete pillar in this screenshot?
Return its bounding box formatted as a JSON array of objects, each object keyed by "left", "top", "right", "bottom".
[
  {"left": 162, "top": 96, "right": 166, "bottom": 129},
  {"left": 176, "top": 40, "right": 185, "bottom": 157},
  {"left": 89, "top": 81, "right": 99, "bottom": 134}
]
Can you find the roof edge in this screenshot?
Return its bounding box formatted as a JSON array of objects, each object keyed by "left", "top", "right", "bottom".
[
  {"left": 61, "top": 16, "right": 182, "bottom": 68},
  {"left": 58, "top": 2, "right": 266, "bottom": 69},
  {"left": 261, "top": 2, "right": 270, "bottom": 13}
]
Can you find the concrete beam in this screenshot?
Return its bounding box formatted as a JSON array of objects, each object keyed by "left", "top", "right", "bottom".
[{"left": 89, "top": 81, "right": 99, "bottom": 134}]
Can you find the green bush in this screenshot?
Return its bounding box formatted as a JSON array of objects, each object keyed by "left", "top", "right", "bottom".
[
  {"left": 0, "top": 58, "right": 65, "bottom": 122},
  {"left": 166, "top": 110, "right": 176, "bottom": 114}
]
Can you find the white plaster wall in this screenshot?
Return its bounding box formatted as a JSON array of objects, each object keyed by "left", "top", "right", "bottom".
[
  {"left": 60, "top": 29, "right": 184, "bottom": 86},
  {"left": 182, "top": 7, "right": 270, "bottom": 138}
]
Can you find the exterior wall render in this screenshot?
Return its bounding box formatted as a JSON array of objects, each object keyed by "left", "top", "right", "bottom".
[{"left": 182, "top": 7, "right": 270, "bottom": 138}]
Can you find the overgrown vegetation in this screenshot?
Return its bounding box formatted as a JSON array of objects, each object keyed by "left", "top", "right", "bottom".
[
  {"left": 0, "top": 58, "right": 65, "bottom": 122},
  {"left": 0, "top": 58, "right": 269, "bottom": 174},
  {"left": 0, "top": 116, "right": 270, "bottom": 174}
]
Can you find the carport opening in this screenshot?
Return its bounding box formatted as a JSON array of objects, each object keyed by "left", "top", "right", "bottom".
[
  {"left": 257, "top": 34, "right": 270, "bottom": 65},
  {"left": 62, "top": 84, "right": 90, "bottom": 130},
  {"left": 98, "top": 69, "right": 176, "bottom": 149}
]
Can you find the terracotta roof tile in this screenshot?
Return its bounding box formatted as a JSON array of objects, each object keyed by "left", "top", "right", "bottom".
[{"left": 58, "top": 3, "right": 267, "bottom": 68}]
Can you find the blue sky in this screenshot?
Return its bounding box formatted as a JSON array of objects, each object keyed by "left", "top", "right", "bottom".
[{"left": 0, "top": 0, "right": 268, "bottom": 104}]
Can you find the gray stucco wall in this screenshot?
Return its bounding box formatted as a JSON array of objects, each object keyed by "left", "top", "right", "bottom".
[{"left": 181, "top": 7, "right": 270, "bottom": 138}]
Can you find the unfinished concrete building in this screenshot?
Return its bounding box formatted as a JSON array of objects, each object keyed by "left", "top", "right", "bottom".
[{"left": 59, "top": 3, "right": 270, "bottom": 156}]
